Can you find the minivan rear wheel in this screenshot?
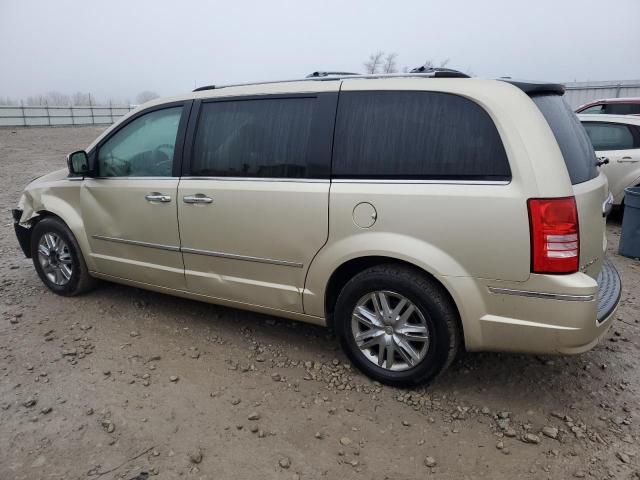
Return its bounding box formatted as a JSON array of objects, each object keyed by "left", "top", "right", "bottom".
[{"left": 334, "top": 264, "right": 460, "bottom": 387}]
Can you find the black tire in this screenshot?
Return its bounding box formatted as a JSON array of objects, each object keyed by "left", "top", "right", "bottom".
[
  {"left": 30, "top": 217, "right": 97, "bottom": 296},
  {"left": 334, "top": 264, "right": 460, "bottom": 387}
]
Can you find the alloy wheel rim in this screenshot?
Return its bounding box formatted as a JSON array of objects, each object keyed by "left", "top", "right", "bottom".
[
  {"left": 37, "top": 232, "right": 73, "bottom": 286},
  {"left": 351, "top": 290, "right": 430, "bottom": 372}
]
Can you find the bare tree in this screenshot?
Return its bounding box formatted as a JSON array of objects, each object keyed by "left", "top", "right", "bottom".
[
  {"left": 407, "top": 58, "right": 452, "bottom": 73},
  {"left": 72, "top": 92, "right": 92, "bottom": 106},
  {"left": 46, "top": 91, "right": 71, "bottom": 106},
  {"left": 136, "top": 91, "right": 159, "bottom": 104},
  {"left": 382, "top": 53, "right": 398, "bottom": 73},
  {"left": 0, "top": 96, "right": 18, "bottom": 105},
  {"left": 422, "top": 58, "right": 450, "bottom": 69},
  {"left": 25, "top": 94, "right": 47, "bottom": 106},
  {"left": 363, "top": 51, "right": 384, "bottom": 74}
]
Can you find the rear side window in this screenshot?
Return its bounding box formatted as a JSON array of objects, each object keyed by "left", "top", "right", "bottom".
[
  {"left": 191, "top": 97, "right": 327, "bottom": 178},
  {"left": 533, "top": 95, "right": 597, "bottom": 185},
  {"left": 332, "top": 91, "right": 510, "bottom": 180},
  {"left": 604, "top": 103, "right": 640, "bottom": 115},
  {"left": 582, "top": 122, "right": 637, "bottom": 150}
]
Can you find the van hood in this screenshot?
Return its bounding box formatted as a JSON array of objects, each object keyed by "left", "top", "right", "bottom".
[{"left": 26, "top": 168, "right": 69, "bottom": 188}]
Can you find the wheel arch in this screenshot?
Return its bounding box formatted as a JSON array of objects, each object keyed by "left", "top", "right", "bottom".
[
  {"left": 320, "top": 255, "right": 464, "bottom": 345},
  {"left": 24, "top": 203, "right": 94, "bottom": 271}
]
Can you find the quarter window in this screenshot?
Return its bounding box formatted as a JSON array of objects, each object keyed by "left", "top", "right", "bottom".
[
  {"left": 97, "top": 107, "right": 183, "bottom": 177},
  {"left": 582, "top": 122, "right": 636, "bottom": 151},
  {"left": 533, "top": 95, "right": 597, "bottom": 185},
  {"left": 331, "top": 91, "right": 510, "bottom": 180},
  {"left": 191, "top": 97, "right": 325, "bottom": 178}
]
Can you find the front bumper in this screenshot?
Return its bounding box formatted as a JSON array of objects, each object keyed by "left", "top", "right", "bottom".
[
  {"left": 12, "top": 209, "right": 32, "bottom": 258},
  {"left": 453, "top": 258, "right": 622, "bottom": 354}
]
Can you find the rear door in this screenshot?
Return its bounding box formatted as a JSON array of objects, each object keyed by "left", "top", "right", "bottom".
[
  {"left": 532, "top": 95, "right": 606, "bottom": 279},
  {"left": 581, "top": 121, "right": 640, "bottom": 202},
  {"left": 177, "top": 90, "right": 337, "bottom": 313}
]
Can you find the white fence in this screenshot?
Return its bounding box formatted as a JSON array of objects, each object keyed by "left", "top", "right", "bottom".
[
  {"left": 2, "top": 80, "right": 639, "bottom": 126},
  {"left": 0, "top": 104, "right": 134, "bottom": 127},
  {"left": 563, "top": 80, "right": 640, "bottom": 108}
]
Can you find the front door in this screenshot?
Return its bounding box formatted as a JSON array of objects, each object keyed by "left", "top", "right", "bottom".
[
  {"left": 177, "top": 91, "right": 337, "bottom": 313},
  {"left": 82, "top": 103, "right": 190, "bottom": 288},
  {"left": 583, "top": 121, "right": 640, "bottom": 202}
]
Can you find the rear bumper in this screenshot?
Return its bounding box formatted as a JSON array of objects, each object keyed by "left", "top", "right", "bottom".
[
  {"left": 450, "top": 258, "right": 622, "bottom": 355},
  {"left": 12, "top": 209, "right": 32, "bottom": 258},
  {"left": 596, "top": 258, "right": 622, "bottom": 323}
]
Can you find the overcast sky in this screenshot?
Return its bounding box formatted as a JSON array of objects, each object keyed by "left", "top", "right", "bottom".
[{"left": 1, "top": 0, "right": 639, "bottom": 103}]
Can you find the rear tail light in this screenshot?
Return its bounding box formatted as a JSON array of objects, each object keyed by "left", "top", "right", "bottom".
[{"left": 527, "top": 197, "right": 579, "bottom": 274}]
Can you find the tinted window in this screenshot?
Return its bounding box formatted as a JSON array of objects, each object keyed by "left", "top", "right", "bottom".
[
  {"left": 579, "top": 104, "right": 604, "bottom": 114},
  {"left": 332, "top": 91, "right": 510, "bottom": 180},
  {"left": 582, "top": 122, "right": 635, "bottom": 150},
  {"left": 533, "top": 95, "right": 597, "bottom": 185},
  {"left": 604, "top": 103, "right": 640, "bottom": 115},
  {"left": 191, "top": 97, "right": 324, "bottom": 178},
  {"left": 98, "top": 107, "right": 182, "bottom": 177}
]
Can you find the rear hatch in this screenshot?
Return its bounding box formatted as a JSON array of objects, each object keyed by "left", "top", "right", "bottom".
[{"left": 532, "top": 94, "right": 607, "bottom": 279}]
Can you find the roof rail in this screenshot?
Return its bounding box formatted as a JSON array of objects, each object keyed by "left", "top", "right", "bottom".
[
  {"left": 191, "top": 70, "right": 472, "bottom": 92},
  {"left": 408, "top": 66, "right": 470, "bottom": 78},
  {"left": 193, "top": 84, "right": 216, "bottom": 92},
  {"left": 306, "top": 71, "right": 360, "bottom": 78}
]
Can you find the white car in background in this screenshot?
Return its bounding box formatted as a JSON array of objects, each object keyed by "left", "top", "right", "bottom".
[{"left": 579, "top": 114, "right": 640, "bottom": 206}]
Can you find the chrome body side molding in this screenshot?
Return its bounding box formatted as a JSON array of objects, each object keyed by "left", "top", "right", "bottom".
[
  {"left": 181, "top": 247, "right": 303, "bottom": 268},
  {"left": 92, "top": 235, "right": 302, "bottom": 268},
  {"left": 488, "top": 286, "right": 595, "bottom": 302},
  {"left": 92, "top": 235, "right": 180, "bottom": 252}
]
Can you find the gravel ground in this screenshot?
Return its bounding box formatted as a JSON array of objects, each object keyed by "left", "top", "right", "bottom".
[{"left": 1, "top": 126, "right": 639, "bottom": 480}]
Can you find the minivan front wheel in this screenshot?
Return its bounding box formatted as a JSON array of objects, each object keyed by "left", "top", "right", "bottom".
[
  {"left": 31, "top": 217, "right": 97, "bottom": 296},
  {"left": 334, "top": 264, "right": 460, "bottom": 387}
]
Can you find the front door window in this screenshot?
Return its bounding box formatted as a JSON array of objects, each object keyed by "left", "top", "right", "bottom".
[{"left": 97, "top": 107, "right": 183, "bottom": 177}]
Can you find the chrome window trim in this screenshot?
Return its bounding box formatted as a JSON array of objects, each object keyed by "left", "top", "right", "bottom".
[
  {"left": 180, "top": 177, "right": 508, "bottom": 184},
  {"left": 92, "top": 235, "right": 302, "bottom": 268},
  {"left": 488, "top": 287, "right": 595, "bottom": 302},
  {"left": 181, "top": 247, "right": 303, "bottom": 268},
  {"left": 87, "top": 176, "right": 179, "bottom": 181},
  {"left": 92, "top": 235, "right": 180, "bottom": 252},
  {"left": 180, "top": 176, "right": 329, "bottom": 183},
  {"left": 72, "top": 176, "right": 506, "bottom": 185},
  {"left": 332, "top": 179, "right": 511, "bottom": 185}
]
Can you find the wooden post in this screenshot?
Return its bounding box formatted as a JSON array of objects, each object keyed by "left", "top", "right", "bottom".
[
  {"left": 20, "top": 100, "right": 26, "bottom": 127},
  {"left": 89, "top": 93, "right": 94, "bottom": 125}
]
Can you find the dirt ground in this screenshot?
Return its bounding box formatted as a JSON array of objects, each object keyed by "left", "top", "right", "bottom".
[{"left": 0, "top": 126, "right": 639, "bottom": 480}]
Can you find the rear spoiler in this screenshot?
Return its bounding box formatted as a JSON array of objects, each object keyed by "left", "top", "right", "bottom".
[{"left": 499, "top": 79, "right": 565, "bottom": 96}]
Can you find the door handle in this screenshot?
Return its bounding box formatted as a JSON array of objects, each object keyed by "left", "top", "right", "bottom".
[
  {"left": 618, "top": 157, "right": 638, "bottom": 163},
  {"left": 145, "top": 192, "right": 172, "bottom": 202},
  {"left": 183, "top": 194, "right": 213, "bottom": 204}
]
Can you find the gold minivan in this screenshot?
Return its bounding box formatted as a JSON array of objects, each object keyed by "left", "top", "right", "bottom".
[{"left": 13, "top": 70, "right": 621, "bottom": 386}]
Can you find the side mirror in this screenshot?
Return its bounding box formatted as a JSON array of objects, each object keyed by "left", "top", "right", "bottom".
[{"left": 67, "top": 150, "right": 90, "bottom": 176}]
